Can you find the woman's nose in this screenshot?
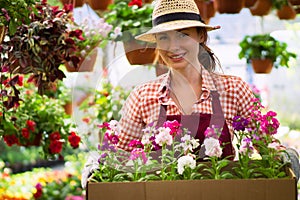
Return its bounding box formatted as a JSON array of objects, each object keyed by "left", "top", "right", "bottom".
[{"left": 167, "top": 37, "right": 180, "bottom": 52}]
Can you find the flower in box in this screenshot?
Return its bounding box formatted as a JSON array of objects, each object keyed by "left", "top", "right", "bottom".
[{"left": 81, "top": 98, "right": 291, "bottom": 188}]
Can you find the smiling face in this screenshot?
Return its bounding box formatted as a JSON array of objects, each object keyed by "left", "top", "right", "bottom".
[{"left": 156, "top": 27, "right": 204, "bottom": 70}]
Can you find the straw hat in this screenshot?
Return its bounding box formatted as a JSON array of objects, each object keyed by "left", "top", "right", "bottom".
[{"left": 135, "top": 0, "right": 220, "bottom": 43}]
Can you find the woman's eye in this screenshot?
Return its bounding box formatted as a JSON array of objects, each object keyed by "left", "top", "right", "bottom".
[
  {"left": 158, "top": 35, "right": 168, "bottom": 40},
  {"left": 178, "top": 32, "right": 188, "bottom": 38}
]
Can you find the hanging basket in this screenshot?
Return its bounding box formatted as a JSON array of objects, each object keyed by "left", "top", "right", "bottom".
[
  {"left": 244, "top": 0, "right": 257, "bottom": 7},
  {"left": 214, "top": 0, "right": 245, "bottom": 14},
  {"left": 123, "top": 39, "right": 157, "bottom": 65},
  {"left": 65, "top": 49, "right": 98, "bottom": 72},
  {"left": 249, "top": 0, "right": 273, "bottom": 16},
  {"left": 194, "top": 0, "right": 216, "bottom": 24},
  {"left": 251, "top": 58, "right": 273, "bottom": 74},
  {"left": 88, "top": 0, "right": 113, "bottom": 10},
  {"left": 277, "top": 4, "right": 297, "bottom": 20},
  {"left": 60, "top": 0, "right": 84, "bottom": 7}
]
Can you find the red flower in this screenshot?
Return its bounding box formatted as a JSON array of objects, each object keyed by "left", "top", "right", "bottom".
[
  {"left": 49, "top": 140, "right": 63, "bottom": 154},
  {"left": 33, "top": 183, "right": 43, "bottom": 199},
  {"left": 17, "top": 75, "right": 23, "bottom": 86},
  {"left": 21, "top": 128, "right": 30, "bottom": 139},
  {"left": 128, "top": 0, "right": 143, "bottom": 7},
  {"left": 26, "top": 120, "right": 36, "bottom": 131},
  {"left": 68, "top": 132, "right": 81, "bottom": 148},
  {"left": 3, "top": 135, "right": 19, "bottom": 146},
  {"left": 50, "top": 131, "right": 61, "bottom": 141}
]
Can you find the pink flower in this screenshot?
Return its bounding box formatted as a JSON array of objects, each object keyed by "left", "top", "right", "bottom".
[
  {"left": 163, "top": 120, "right": 182, "bottom": 137},
  {"left": 155, "top": 127, "right": 173, "bottom": 146},
  {"left": 130, "top": 148, "right": 148, "bottom": 164}
]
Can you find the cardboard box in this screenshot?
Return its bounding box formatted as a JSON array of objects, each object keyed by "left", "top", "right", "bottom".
[{"left": 87, "top": 168, "right": 297, "bottom": 200}]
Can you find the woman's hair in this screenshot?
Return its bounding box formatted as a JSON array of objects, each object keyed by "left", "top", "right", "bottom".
[{"left": 197, "top": 27, "right": 221, "bottom": 72}]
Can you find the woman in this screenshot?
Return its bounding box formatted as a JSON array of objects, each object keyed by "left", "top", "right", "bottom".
[{"left": 117, "top": 0, "right": 255, "bottom": 161}]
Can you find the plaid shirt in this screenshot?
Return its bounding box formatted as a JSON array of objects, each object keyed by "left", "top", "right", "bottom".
[{"left": 118, "top": 67, "right": 255, "bottom": 151}]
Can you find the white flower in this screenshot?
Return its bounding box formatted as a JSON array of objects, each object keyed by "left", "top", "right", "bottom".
[
  {"left": 178, "top": 134, "right": 200, "bottom": 153},
  {"left": 141, "top": 133, "right": 151, "bottom": 146},
  {"left": 81, "top": 151, "right": 101, "bottom": 189},
  {"left": 203, "top": 137, "right": 222, "bottom": 158},
  {"left": 155, "top": 127, "right": 173, "bottom": 146},
  {"left": 177, "top": 154, "right": 196, "bottom": 175},
  {"left": 268, "top": 142, "right": 282, "bottom": 150}
]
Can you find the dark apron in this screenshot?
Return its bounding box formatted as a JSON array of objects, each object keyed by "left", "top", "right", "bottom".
[{"left": 156, "top": 90, "right": 234, "bottom": 160}]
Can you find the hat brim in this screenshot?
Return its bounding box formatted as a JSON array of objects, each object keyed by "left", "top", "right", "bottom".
[{"left": 135, "top": 20, "right": 220, "bottom": 43}]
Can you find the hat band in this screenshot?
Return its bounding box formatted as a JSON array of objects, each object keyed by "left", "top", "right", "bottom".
[{"left": 153, "top": 12, "right": 203, "bottom": 26}]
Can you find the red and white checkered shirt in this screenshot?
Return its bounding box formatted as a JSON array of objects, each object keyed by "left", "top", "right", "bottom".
[{"left": 118, "top": 67, "right": 255, "bottom": 151}]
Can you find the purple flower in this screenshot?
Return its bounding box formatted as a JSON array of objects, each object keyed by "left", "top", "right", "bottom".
[{"left": 232, "top": 116, "right": 249, "bottom": 131}]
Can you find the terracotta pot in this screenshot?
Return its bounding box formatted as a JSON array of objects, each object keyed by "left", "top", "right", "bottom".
[
  {"left": 88, "top": 0, "right": 113, "bottom": 10},
  {"left": 277, "top": 3, "right": 297, "bottom": 20},
  {"left": 251, "top": 58, "right": 273, "bottom": 73},
  {"left": 0, "top": 25, "right": 6, "bottom": 44},
  {"left": 64, "top": 101, "right": 73, "bottom": 115},
  {"left": 65, "top": 49, "right": 98, "bottom": 72},
  {"left": 123, "top": 39, "right": 157, "bottom": 65},
  {"left": 194, "top": 0, "right": 216, "bottom": 24},
  {"left": 60, "top": 0, "right": 84, "bottom": 7},
  {"left": 289, "top": 0, "right": 300, "bottom": 5},
  {"left": 249, "top": 0, "right": 273, "bottom": 16},
  {"left": 214, "top": 0, "right": 245, "bottom": 14},
  {"left": 244, "top": 0, "right": 257, "bottom": 7}
]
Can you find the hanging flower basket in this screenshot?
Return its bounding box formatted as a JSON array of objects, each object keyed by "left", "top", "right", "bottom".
[
  {"left": 65, "top": 49, "right": 98, "bottom": 72},
  {"left": 88, "top": 0, "right": 113, "bottom": 10},
  {"left": 276, "top": 3, "right": 297, "bottom": 20},
  {"left": 244, "top": 0, "right": 257, "bottom": 7},
  {"left": 123, "top": 39, "right": 157, "bottom": 65},
  {"left": 60, "top": 0, "right": 84, "bottom": 7},
  {"left": 214, "top": 0, "right": 245, "bottom": 14},
  {"left": 251, "top": 58, "right": 273, "bottom": 74},
  {"left": 249, "top": 0, "right": 273, "bottom": 16},
  {"left": 194, "top": 0, "right": 216, "bottom": 24}
]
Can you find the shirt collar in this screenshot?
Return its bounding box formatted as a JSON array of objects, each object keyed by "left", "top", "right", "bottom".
[{"left": 157, "top": 66, "right": 218, "bottom": 103}]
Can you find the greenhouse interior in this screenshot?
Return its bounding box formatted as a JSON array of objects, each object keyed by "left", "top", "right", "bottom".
[{"left": 1, "top": 0, "right": 300, "bottom": 199}]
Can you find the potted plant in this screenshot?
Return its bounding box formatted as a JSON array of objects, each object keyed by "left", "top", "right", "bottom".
[
  {"left": 272, "top": 0, "right": 297, "bottom": 20},
  {"left": 103, "top": 0, "right": 156, "bottom": 65},
  {"left": 0, "top": 0, "right": 84, "bottom": 96},
  {"left": 238, "top": 33, "right": 297, "bottom": 73},
  {"left": 82, "top": 98, "right": 296, "bottom": 200},
  {"left": 0, "top": 75, "right": 81, "bottom": 160},
  {"left": 194, "top": 0, "right": 216, "bottom": 24},
  {"left": 64, "top": 16, "right": 116, "bottom": 72}
]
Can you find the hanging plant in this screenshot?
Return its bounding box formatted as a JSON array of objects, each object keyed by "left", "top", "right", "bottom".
[{"left": 238, "top": 34, "right": 297, "bottom": 73}]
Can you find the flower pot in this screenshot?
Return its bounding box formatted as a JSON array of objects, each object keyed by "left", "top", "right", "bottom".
[
  {"left": 214, "top": 0, "right": 245, "bottom": 14},
  {"left": 60, "top": 0, "right": 84, "bottom": 7},
  {"left": 65, "top": 49, "right": 98, "bottom": 72},
  {"left": 123, "top": 39, "right": 157, "bottom": 65},
  {"left": 244, "top": 0, "right": 257, "bottom": 7},
  {"left": 276, "top": 4, "right": 297, "bottom": 20},
  {"left": 64, "top": 101, "right": 73, "bottom": 115},
  {"left": 249, "top": 0, "right": 273, "bottom": 16},
  {"left": 0, "top": 25, "right": 6, "bottom": 44},
  {"left": 194, "top": 0, "right": 216, "bottom": 24},
  {"left": 251, "top": 58, "right": 273, "bottom": 73},
  {"left": 289, "top": 0, "right": 300, "bottom": 5},
  {"left": 88, "top": 0, "right": 113, "bottom": 10}
]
